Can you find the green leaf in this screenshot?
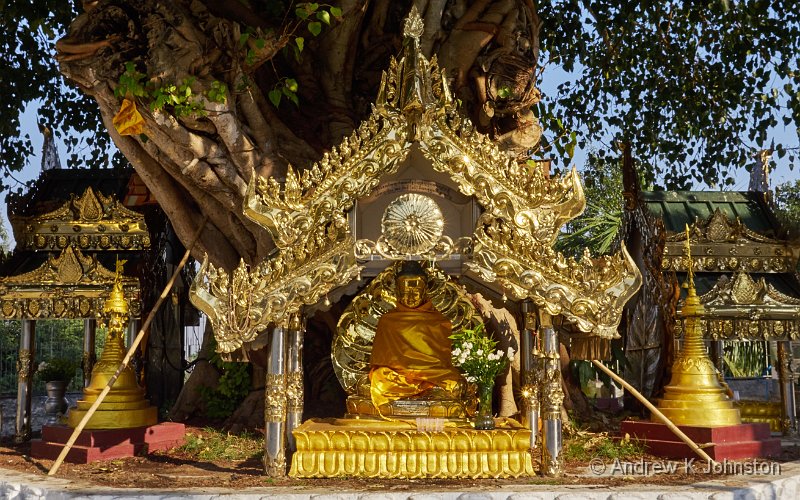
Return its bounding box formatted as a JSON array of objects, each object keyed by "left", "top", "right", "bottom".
[
  {"left": 308, "top": 22, "right": 322, "bottom": 37},
  {"left": 316, "top": 10, "right": 331, "bottom": 25},
  {"left": 254, "top": 38, "right": 266, "bottom": 49},
  {"left": 268, "top": 89, "right": 282, "bottom": 108},
  {"left": 330, "top": 6, "right": 342, "bottom": 18},
  {"left": 285, "top": 78, "right": 299, "bottom": 93},
  {"left": 295, "top": 7, "right": 309, "bottom": 19},
  {"left": 295, "top": 37, "right": 305, "bottom": 52}
]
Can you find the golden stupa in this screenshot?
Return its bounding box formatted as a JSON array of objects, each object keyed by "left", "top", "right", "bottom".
[
  {"left": 67, "top": 260, "right": 157, "bottom": 429},
  {"left": 654, "top": 226, "right": 741, "bottom": 426}
]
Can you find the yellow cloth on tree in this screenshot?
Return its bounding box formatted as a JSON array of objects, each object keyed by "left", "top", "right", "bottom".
[
  {"left": 369, "top": 300, "right": 460, "bottom": 408},
  {"left": 113, "top": 98, "right": 145, "bottom": 136}
]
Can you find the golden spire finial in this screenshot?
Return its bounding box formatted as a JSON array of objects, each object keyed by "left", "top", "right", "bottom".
[
  {"left": 681, "top": 224, "right": 703, "bottom": 316},
  {"left": 104, "top": 257, "right": 129, "bottom": 315},
  {"left": 684, "top": 224, "right": 694, "bottom": 290},
  {"left": 403, "top": 5, "right": 424, "bottom": 39}
]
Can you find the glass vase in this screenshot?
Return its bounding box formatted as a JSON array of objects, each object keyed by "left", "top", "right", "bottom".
[
  {"left": 474, "top": 382, "right": 495, "bottom": 430},
  {"left": 44, "top": 381, "right": 69, "bottom": 426}
]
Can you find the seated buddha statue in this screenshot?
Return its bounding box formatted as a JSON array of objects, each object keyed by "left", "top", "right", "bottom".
[{"left": 368, "top": 261, "right": 465, "bottom": 413}]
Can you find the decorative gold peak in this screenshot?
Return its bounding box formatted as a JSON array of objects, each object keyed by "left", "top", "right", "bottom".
[
  {"left": 681, "top": 224, "right": 704, "bottom": 317},
  {"left": 17, "top": 186, "right": 150, "bottom": 251},
  {"left": 76, "top": 186, "right": 104, "bottom": 220},
  {"left": 403, "top": 6, "right": 424, "bottom": 39},
  {"left": 104, "top": 258, "right": 129, "bottom": 315}
]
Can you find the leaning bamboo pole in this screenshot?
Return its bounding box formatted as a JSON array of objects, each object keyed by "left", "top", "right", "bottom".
[
  {"left": 590, "top": 360, "right": 716, "bottom": 464},
  {"left": 49, "top": 217, "right": 208, "bottom": 476}
]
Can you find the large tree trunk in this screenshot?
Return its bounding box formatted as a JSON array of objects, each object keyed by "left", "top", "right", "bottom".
[
  {"left": 58, "top": 0, "right": 541, "bottom": 420},
  {"left": 57, "top": 0, "right": 540, "bottom": 269}
]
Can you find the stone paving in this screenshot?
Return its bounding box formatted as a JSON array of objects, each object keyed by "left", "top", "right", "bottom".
[
  {"left": 1, "top": 460, "right": 799, "bottom": 499},
  {"left": 1, "top": 394, "right": 81, "bottom": 438},
  {"left": 0, "top": 462, "right": 800, "bottom": 500}
]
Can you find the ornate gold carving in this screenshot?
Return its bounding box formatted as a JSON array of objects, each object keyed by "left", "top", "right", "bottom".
[
  {"left": 381, "top": 194, "right": 444, "bottom": 254},
  {"left": 662, "top": 209, "right": 798, "bottom": 273},
  {"left": 265, "top": 373, "right": 287, "bottom": 422},
  {"left": 674, "top": 272, "right": 800, "bottom": 341},
  {"left": 540, "top": 353, "right": 564, "bottom": 420},
  {"left": 0, "top": 245, "right": 141, "bottom": 319},
  {"left": 17, "top": 186, "right": 150, "bottom": 251},
  {"left": 191, "top": 222, "right": 360, "bottom": 353},
  {"left": 263, "top": 450, "right": 286, "bottom": 478},
  {"left": 468, "top": 213, "right": 642, "bottom": 338},
  {"left": 286, "top": 371, "right": 304, "bottom": 414},
  {"left": 290, "top": 418, "right": 535, "bottom": 478},
  {"left": 16, "top": 349, "right": 33, "bottom": 381},
  {"left": 194, "top": 7, "right": 639, "bottom": 358}
]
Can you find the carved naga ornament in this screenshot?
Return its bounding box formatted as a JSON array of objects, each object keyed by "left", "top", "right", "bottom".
[{"left": 190, "top": 7, "right": 642, "bottom": 353}]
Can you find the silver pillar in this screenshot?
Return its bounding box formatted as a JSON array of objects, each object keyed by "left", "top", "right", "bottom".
[
  {"left": 83, "top": 318, "right": 97, "bottom": 388},
  {"left": 15, "top": 320, "right": 36, "bottom": 443},
  {"left": 285, "top": 314, "right": 304, "bottom": 454},
  {"left": 777, "top": 341, "right": 797, "bottom": 436},
  {"left": 520, "top": 302, "right": 539, "bottom": 449},
  {"left": 264, "top": 326, "right": 287, "bottom": 476},
  {"left": 539, "top": 312, "right": 563, "bottom": 476},
  {"left": 128, "top": 318, "right": 143, "bottom": 385},
  {"left": 710, "top": 340, "right": 724, "bottom": 373}
]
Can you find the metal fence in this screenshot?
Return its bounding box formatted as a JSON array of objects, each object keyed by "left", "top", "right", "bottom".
[{"left": 0, "top": 319, "right": 91, "bottom": 396}]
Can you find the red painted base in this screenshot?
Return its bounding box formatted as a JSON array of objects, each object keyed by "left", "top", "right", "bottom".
[
  {"left": 30, "top": 422, "right": 186, "bottom": 464},
  {"left": 620, "top": 420, "right": 781, "bottom": 460}
]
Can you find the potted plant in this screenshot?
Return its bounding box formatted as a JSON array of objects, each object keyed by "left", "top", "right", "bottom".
[
  {"left": 36, "top": 358, "right": 77, "bottom": 425},
  {"left": 450, "top": 323, "right": 515, "bottom": 430}
]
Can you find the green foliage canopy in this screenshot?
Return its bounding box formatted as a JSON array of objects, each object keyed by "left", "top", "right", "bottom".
[
  {"left": 1, "top": 1, "right": 797, "bottom": 193},
  {"left": 536, "top": 0, "right": 799, "bottom": 188}
]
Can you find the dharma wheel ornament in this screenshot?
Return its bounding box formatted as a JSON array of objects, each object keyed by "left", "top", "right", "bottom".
[{"left": 381, "top": 194, "right": 444, "bottom": 255}]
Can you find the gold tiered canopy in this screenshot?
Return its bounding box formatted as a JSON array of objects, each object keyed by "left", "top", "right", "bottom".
[
  {"left": 0, "top": 186, "right": 145, "bottom": 320},
  {"left": 190, "top": 9, "right": 642, "bottom": 353}
]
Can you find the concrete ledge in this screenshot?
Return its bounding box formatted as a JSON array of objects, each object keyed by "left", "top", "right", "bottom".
[{"left": 2, "top": 461, "right": 800, "bottom": 499}]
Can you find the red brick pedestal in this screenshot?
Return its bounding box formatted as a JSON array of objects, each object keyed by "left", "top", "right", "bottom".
[
  {"left": 30, "top": 422, "right": 185, "bottom": 464},
  {"left": 620, "top": 420, "right": 781, "bottom": 460}
]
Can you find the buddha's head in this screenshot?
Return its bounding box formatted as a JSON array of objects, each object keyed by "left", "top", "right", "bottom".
[{"left": 396, "top": 261, "right": 427, "bottom": 308}]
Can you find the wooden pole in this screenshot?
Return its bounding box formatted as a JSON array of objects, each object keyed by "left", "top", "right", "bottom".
[
  {"left": 48, "top": 218, "right": 208, "bottom": 476},
  {"left": 591, "top": 360, "right": 717, "bottom": 464}
]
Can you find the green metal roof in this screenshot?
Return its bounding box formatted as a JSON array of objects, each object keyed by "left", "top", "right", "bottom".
[{"left": 641, "top": 190, "right": 780, "bottom": 237}]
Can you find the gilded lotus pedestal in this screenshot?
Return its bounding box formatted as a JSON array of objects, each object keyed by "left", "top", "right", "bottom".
[{"left": 290, "top": 418, "right": 534, "bottom": 478}]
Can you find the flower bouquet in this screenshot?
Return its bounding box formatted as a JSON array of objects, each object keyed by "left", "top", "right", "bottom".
[{"left": 450, "top": 323, "right": 514, "bottom": 429}]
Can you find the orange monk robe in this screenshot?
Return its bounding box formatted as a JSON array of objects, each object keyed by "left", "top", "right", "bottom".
[{"left": 369, "top": 300, "right": 461, "bottom": 408}]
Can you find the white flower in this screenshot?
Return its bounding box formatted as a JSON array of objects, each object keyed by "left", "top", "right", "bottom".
[
  {"left": 488, "top": 352, "right": 499, "bottom": 361},
  {"left": 465, "top": 375, "right": 476, "bottom": 383},
  {"left": 464, "top": 341, "right": 473, "bottom": 350},
  {"left": 459, "top": 354, "right": 468, "bottom": 364},
  {"left": 453, "top": 347, "right": 462, "bottom": 356},
  {"left": 476, "top": 349, "right": 484, "bottom": 356},
  {"left": 507, "top": 347, "right": 515, "bottom": 360}
]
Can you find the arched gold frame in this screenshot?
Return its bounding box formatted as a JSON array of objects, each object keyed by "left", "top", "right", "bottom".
[{"left": 333, "top": 261, "right": 482, "bottom": 394}]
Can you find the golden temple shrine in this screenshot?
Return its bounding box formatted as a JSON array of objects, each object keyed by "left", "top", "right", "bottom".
[
  {"left": 190, "top": 7, "right": 642, "bottom": 478},
  {"left": 621, "top": 160, "right": 800, "bottom": 441}
]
